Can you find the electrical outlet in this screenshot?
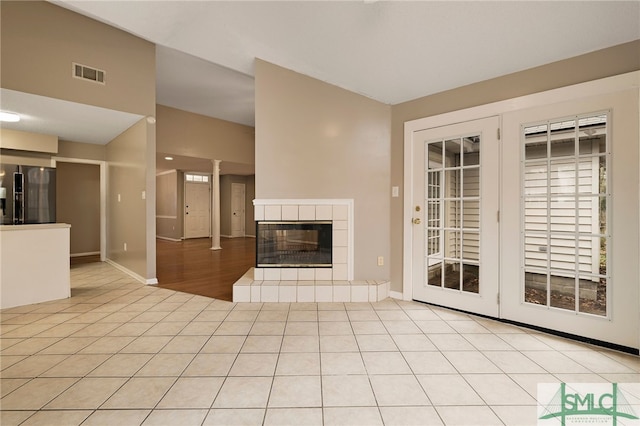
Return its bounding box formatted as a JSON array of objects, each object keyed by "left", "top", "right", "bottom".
[
  {"left": 118, "top": 194, "right": 121, "bottom": 202},
  {"left": 377, "top": 256, "right": 384, "bottom": 266},
  {"left": 124, "top": 243, "right": 127, "bottom": 251}
]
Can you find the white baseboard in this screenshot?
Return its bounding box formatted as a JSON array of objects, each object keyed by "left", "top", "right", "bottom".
[
  {"left": 105, "top": 259, "right": 158, "bottom": 285},
  {"left": 156, "top": 236, "right": 182, "bottom": 242},
  {"left": 389, "top": 290, "right": 404, "bottom": 300},
  {"left": 221, "top": 234, "right": 233, "bottom": 238},
  {"left": 70, "top": 251, "right": 100, "bottom": 257}
]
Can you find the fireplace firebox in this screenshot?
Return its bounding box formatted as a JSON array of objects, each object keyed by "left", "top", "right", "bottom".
[{"left": 256, "top": 221, "right": 332, "bottom": 267}]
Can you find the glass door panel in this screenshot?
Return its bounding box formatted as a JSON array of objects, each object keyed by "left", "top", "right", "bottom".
[
  {"left": 412, "top": 116, "right": 499, "bottom": 317},
  {"left": 521, "top": 113, "right": 609, "bottom": 317}
]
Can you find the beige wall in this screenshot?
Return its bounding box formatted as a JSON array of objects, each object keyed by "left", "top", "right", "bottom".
[
  {"left": 389, "top": 40, "right": 640, "bottom": 293},
  {"left": 2, "top": 1, "right": 157, "bottom": 282},
  {"left": 107, "top": 118, "right": 156, "bottom": 281},
  {"left": 0, "top": 129, "right": 57, "bottom": 153},
  {"left": 245, "top": 175, "right": 256, "bottom": 237},
  {"left": 1, "top": 1, "right": 155, "bottom": 116},
  {"left": 157, "top": 105, "right": 255, "bottom": 165},
  {"left": 255, "top": 60, "right": 391, "bottom": 280},
  {"left": 156, "top": 170, "right": 182, "bottom": 240},
  {"left": 56, "top": 162, "right": 100, "bottom": 255},
  {"left": 220, "top": 174, "right": 256, "bottom": 237},
  {"left": 58, "top": 140, "right": 106, "bottom": 162}
]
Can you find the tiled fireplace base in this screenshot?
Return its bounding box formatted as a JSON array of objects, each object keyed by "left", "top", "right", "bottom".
[{"left": 233, "top": 268, "right": 390, "bottom": 303}]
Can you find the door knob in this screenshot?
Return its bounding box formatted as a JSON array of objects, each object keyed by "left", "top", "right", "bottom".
[{"left": 412, "top": 218, "right": 421, "bottom": 225}]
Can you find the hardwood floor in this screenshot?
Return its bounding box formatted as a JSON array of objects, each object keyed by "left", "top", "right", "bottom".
[{"left": 156, "top": 237, "right": 255, "bottom": 301}]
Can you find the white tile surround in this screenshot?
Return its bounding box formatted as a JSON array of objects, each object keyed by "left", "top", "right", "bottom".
[
  {"left": 233, "top": 199, "right": 391, "bottom": 303},
  {"left": 232, "top": 268, "right": 391, "bottom": 303}
]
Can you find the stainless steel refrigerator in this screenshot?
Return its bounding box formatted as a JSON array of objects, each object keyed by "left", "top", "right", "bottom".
[{"left": 0, "top": 164, "right": 56, "bottom": 225}]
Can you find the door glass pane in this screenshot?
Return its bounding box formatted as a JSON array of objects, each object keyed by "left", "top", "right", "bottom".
[
  {"left": 524, "top": 124, "right": 548, "bottom": 160},
  {"left": 524, "top": 233, "right": 547, "bottom": 269},
  {"left": 444, "top": 230, "right": 460, "bottom": 259},
  {"left": 524, "top": 198, "right": 548, "bottom": 232},
  {"left": 550, "top": 119, "right": 575, "bottom": 158},
  {"left": 521, "top": 113, "right": 609, "bottom": 316},
  {"left": 444, "top": 139, "right": 461, "bottom": 167},
  {"left": 428, "top": 142, "right": 443, "bottom": 169},
  {"left": 462, "top": 200, "right": 479, "bottom": 230},
  {"left": 550, "top": 160, "right": 575, "bottom": 195},
  {"left": 549, "top": 197, "right": 574, "bottom": 233},
  {"left": 525, "top": 271, "right": 548, "bottom": 306},
  {"left": 462, "top": 168, "right": 479, "bottom": 198},
  {"left": 598, "top": 156, "right": 606, "bottom": 194},
  {"left": 427, "top": 229, "right": 440, "bottom": 256},
  {"left": 445, "top": 200, "right": 461, "bottom": 228},
  {"left": 445, "top": 170, "right": 460, "bottom": 197},
  {"left": 578, "top": 114, "right": 606, "bottom": 155},
  {"left": 524, "top": 163, "right": 548, "bottom": 196},
  {"left": 549, "top": 274, "right": 575, "bottom": 310},
  {"left": 462, "top": 231, "right": 479, "bottom": 262},
  {"left": 579, "top": 277, "right": 606, "bottom": 317},
  {"left": 428, "top": 262, "right": 442, "bottom": 287},
  {"left": 443, "top": 260, "right": 460, "bottom": 290},
  {"left": 462, "top": 136, "right": 480, "bottom": 166},
  {"left": 462, "top": 264, "right": 480, "bottom": 294}
]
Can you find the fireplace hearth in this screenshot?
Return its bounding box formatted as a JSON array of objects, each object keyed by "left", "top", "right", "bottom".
[{"left": 256, "top": 221, "right": 332, "bottom": 267}]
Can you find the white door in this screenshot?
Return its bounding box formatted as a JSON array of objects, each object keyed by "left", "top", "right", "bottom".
[
  {"left": 185, "top": 182, "right": 210, "bottom": 239},
  {"left": 500, "top": 90, "right": 639, "bottom": 349},
  {"left": 412, "top": 117, "right": 500, "bottom": 317},
  {"left": 231, "top": 183, "right": 245, "bottom": 238}
]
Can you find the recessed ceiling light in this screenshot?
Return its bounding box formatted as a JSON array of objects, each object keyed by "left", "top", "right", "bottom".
[
  {"left": 164, "top": 156, "right": 174, "bottom": 161},
  {"left": 0, "top": 111, "right": 20, "bottom": 122}
]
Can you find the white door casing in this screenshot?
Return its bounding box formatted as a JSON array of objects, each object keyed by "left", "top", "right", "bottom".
[
  {"left": 185, "top": 181, "right": 210, "bottom": 239},
  {"left": 231, "top": 183, "right": 246, "bottom": 237},
  {"left": 411, "top": 116, "right": 500, "bottom": 318}
]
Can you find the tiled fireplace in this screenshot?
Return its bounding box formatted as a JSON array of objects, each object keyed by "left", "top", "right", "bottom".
[{"left": 232, "top": 199, "right": 390, "bottom": 303}]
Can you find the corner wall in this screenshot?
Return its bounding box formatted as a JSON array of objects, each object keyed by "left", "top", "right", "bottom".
[
  {"left": 254, "top": 60, "right": 391, "bottom": 281},
  {"left": 107, "top": 118, "right": 156, "bottom": 282}
]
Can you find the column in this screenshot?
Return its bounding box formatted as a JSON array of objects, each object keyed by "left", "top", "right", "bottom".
[{"left": 211, "top": 159, "right": 222, "bottom": 250}]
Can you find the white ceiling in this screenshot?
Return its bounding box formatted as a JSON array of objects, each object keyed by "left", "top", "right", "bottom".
[
  {"left": 4, "top": 1, "right": 638, "bottom": 176},
  {"left": 55, "top": 0, "right": 640, "bottom": 128},
  {"left": 0, "top": 88, "right": 143, "bottom": 145}
]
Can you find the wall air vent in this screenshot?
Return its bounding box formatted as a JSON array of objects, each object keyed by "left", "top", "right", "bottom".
[{"left": 72, "top": 62, "right": 105, "bottom": 85}]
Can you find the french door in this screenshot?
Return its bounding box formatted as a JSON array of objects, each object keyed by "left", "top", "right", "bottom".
[
  {"left": 500, "top": 90, "right": 639, "bottom": 349},
  {"left": 406, "top": 81, "right": 639, "bottom": 350},
  {"left": 412, "top": 116, "right": 500, "bottom": 317}
]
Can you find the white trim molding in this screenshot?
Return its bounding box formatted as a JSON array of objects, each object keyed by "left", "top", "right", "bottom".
[{"left": 105, "top": 259, "right": 158, "bottom": 285}]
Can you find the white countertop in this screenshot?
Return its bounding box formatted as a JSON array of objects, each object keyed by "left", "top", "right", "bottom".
[{"left": 0, "top": 223, "right": 71, "bottom": 231}]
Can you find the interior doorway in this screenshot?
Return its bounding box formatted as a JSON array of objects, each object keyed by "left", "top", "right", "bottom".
[
  {"left": 53, "top": 157, "right": 106, "bottom": 262},
  {"left": 231, "top": 182, "right": 246, "bottom": 237},
  {"left": 184, "top": 177, "right": 211, "bottom": 239}
]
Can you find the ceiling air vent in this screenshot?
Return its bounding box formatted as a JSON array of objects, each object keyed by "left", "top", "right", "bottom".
[{"left": 72, "top": 62, "right": 105, "bottom": 85}]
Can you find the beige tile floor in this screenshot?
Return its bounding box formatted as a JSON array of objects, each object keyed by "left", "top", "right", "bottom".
[{"left": 1, "top": 261, "right": 639, "bottom": 425}]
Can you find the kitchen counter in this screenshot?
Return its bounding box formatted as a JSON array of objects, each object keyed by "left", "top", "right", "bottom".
[{"left": 0, "top": 223, "right": 71, "bottom": 309}]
